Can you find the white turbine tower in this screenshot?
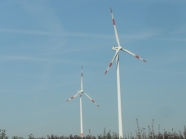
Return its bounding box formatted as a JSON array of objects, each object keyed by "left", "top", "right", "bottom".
[
  {"left": 66, "top": 67, "right": 99, "bottom": 137},
  {"left": 105, "top": 8, "right": 147, "bottom": 139}
]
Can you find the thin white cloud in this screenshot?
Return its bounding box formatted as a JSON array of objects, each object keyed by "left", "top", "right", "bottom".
[
  {"left": 120, "top": 29, "right": 161, "bottom": 41},
  {"left": 17, "top": 1, "right": 64, "bottom": 33},
  {"left": 65, "top": 29, "right": 160, "bottom": 41},
  {"left": 0, "top": 54, "right": 103, "bottom": 67},
  {"left": 0, "top": 28, "right": 57, "bottom": 36},
  {"left": 0, "top": 27, "right": 159, "bottom": 40},
  {"left": 141, "top": 68, "right": 186, "bottom": 75},
  {"left": 0, "top": 55, "right": 51, "bottom": 63},
  {"left": 157, "top": 37, "right": 186, "bottom": 42}
]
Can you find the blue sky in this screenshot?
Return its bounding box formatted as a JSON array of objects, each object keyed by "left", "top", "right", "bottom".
[{"left": 0, "top": 0, "right": 186, "bottom": 138}]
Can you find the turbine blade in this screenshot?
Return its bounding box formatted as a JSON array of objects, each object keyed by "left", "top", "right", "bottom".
[
  {"left": 110, "top": 7, "right": 121, "bottom": 46},
  {"left": 121, "top": 48, "right": 147, "bottom": 62},
  {"left": 81, "top": 66, "right": 83, "bottom": 90},
  {"left": 66, "top": 91, "right": 81, "bottom": 102},
  {"left": 83, "top": 92, "right": 99, "bottom": 107},
  {"left": 105, "top": 49, "right": 120, "bottom": 74}
]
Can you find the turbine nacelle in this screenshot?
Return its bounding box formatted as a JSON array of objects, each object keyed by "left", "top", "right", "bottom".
[
  {"left": 112, "top": 46, "right": 122, "bottom": 51},
  {"left": 78, "top": 90, "right": 83, "bottom": 93},
  {"left": 112, "top": 46, "right": 117, "bottom": 50}
]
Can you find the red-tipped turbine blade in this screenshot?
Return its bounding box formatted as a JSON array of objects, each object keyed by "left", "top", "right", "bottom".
[
  {"left": 121, "top": 48, "right": 147, "bottom": 62},
  {"left": 84, "top": 92, "right": 99, "bottom": 107},
  {"left": 66, "top": 91, "right": 81, "bottom": 102},
  {"left": 110, "top": 7, "right": 120, "bottom": 47},
  {"left": 105, "top": 49, "right": 120, "bottom": 74}
]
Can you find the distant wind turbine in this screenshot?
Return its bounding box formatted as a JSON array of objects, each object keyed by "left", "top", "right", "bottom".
[
  {"left": 105, "top": 8, "right": 147, "bottom": 139},
  {"left": 66, "top": 67, "right": 99, "bottom": 137}
]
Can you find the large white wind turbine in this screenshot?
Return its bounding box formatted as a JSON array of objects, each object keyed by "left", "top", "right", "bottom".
[
  {"left": 66, "top": 67, "right": 99, "bottom": 137},
  {"left": 105, "top": 8, "right": 146, "bottom": 139}
]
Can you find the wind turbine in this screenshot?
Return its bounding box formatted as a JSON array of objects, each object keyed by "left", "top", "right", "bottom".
[
  {"left": 66, "top": 67, "right": 99, "bottom": 137},
  {"left": 105, "top": 8, "right": 146, "bottom": 139}
]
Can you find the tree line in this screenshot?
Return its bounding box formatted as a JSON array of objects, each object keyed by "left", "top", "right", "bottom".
[{"left": 1, "top": 126, "right": 186, "bottom": 139}]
